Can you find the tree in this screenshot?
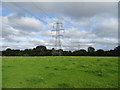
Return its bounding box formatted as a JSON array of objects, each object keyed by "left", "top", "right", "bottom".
[
  {"left": 32, "top": 46, "right": 47, "bottom": 56},
  {"left": 96, "top": 49, "right": 105, "bottom": 56},
  {"left": 2, "top": 48, "right": 12, "bottom": 56},
  {"left": 114, "top": 46, "right": 120, "bottom": 56},
  {"left": 88, "top": 47, "right": 95, "bottom": 53},
  {"left": 87, "top": 47, "right": 95, "bottom": 56},
  {"left": 63, "top": 51, "right": 70, "bottom": 56},
  {"left": 114, "top": 45, "right": 120, "bottom": 51},
  {"left": 72, "top": 49, "right": 87, "bottom": 56},
  {"left": 36, "top": 46, "right": 47, "bottom": 52},
  {"left": 1, "top": 45, "right": 119, "bottom": 56}
]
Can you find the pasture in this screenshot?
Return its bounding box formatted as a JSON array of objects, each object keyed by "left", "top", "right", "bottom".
[{"left": 2, "top": 56, "right": 118, "bottom": 88}]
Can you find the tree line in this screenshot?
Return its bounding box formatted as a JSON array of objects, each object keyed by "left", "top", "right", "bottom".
[{"left": 1, "top": 45, "right": 120, "bottom": 56}]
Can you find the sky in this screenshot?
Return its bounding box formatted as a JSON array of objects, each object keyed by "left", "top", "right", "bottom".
[{"left": 1, "top": 1, "right": 118, "bottom": 51}]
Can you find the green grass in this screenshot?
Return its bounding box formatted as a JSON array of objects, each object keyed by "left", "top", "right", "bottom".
[
  {"left": 0, "top": 57, "right": 2, "bottom": 89},
  {"left": 2, "top": 56, "right": 118, "bottom": 88}
]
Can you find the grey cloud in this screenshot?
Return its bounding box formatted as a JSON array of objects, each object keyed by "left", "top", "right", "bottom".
[
  {"left": 63, "top": 28, "right": 96, "bottom": 38},
  {"left": 2, "top": 14, "right": 45, "bottom": 32},
  {"left": 3, "top": 2, "right": 117, "bottom": 19},
  {"left": 40, "top": 27, "right": 96, "bottom": 39},
  {"left": 2, "top": 24, "right": 36, "bottom": 41},
  {"left": 1, "top": 2, "right": 118, "bottom": 50},
  {"left": 92, "top": 17, "right": 118, "bottom": 38},
  {"left": 33, "top": 2, "right": 117, "bottom": 17}
]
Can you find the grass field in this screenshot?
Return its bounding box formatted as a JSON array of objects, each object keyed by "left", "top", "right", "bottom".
[{"left": 2, "top": 56, "right": 118, "bottom": 88}]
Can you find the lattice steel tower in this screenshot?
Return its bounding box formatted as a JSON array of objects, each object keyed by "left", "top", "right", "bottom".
[{"left": 51, "top": 22, "right": 64, "bottom": 56}]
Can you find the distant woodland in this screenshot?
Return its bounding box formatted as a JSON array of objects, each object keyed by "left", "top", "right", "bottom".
[{"left": 1, "top": 45, "right": 120, "bottom": 56}]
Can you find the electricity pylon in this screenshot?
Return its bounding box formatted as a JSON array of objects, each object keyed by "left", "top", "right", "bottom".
[{"left": 51, "top": 22, "right": 64, "bottom": 56}]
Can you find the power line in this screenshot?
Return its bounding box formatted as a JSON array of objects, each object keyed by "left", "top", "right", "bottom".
[
  {"left": 32, "top": 2, "right": 52, "bottom": 19},
  {"left": 32, "top": 2, "right": 65, "bottom": 23},
  {"left": 10, "top": 2, "right": 48, "bottom": 24},
  {"left": 3, "top": 2, "right": 96, "bottom": 52}
]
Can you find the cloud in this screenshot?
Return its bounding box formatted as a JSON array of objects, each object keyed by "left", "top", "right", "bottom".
[
  {"left": 2, "top": 14, "right": 45, "bottom": 31},
  {"left": 63, "top": 27, "right": 96, "bottom": 38},
  {"left": 1, "top": 2, "right": 118, "bottom": 51},
  {"left": 41, "top": 2, "right": 117, "bottom": 20},
  {"left": 2, "top": 2, "right": 117, "bottom": 19},
  {"left": 92, "top": 17, "right": 118, "bottom": 38}
]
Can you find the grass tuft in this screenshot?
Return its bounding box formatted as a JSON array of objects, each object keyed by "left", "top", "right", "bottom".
[
  {"left": 54, "top": 67, "right": 58, "bottom": 70},
  {"left": 45, "top": 65, "right": 50, "bottom": 68},
  {"left": 57, "top": 83, "right": 74, "bottom": 88},
  {"left": 26, "top": 76, "right": 44, "bottom": 84}
]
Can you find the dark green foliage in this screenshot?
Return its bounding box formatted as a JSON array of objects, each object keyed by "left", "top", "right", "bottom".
[
  {"left": 2, "top": 45, "right": 119, "bottom": 56},
  {"left": 88, "top": 47, "right": 95, "bottom": 53}
]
